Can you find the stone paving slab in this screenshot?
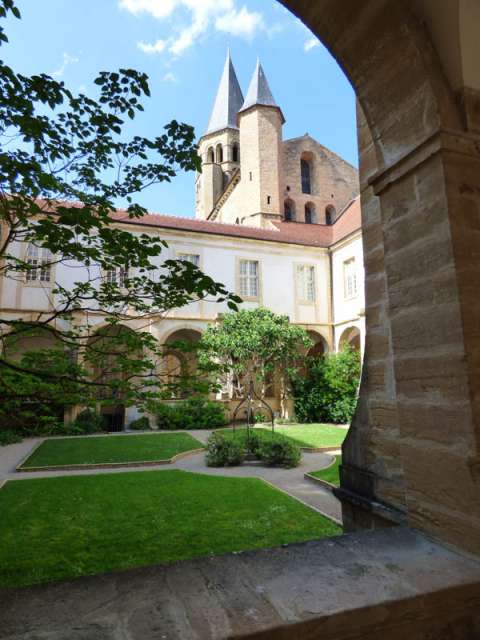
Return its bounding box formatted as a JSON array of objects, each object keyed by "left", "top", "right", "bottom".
[{"left": 1, "top": 527, "right": 479, "bottom": 640}]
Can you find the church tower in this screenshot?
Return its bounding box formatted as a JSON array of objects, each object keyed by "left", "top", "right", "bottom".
[
  {"left": 195, "top": 51, "right": 244, "bottom": 220},
  {"left": 237, "top": 60, "right": 285, "bottom": 225}
]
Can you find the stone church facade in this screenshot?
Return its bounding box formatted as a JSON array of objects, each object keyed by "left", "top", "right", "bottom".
[{"left": 0, "top": 53, "right": 365, "bottom": 426}]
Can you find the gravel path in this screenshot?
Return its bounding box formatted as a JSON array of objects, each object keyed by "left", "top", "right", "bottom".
[{"left": 0, "top": 430, "right": 342, "bottom": 523}]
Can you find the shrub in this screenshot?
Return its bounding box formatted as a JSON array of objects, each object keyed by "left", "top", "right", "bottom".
[
  {"left": 291, "top": 346, "right": 361, "bottom": 424},
  {"left": 0, "top": 429, "right": 23, "bottom": 446},
  {"left": 129, "top": 416, "right": 151, "bottom": 431},
  {"left": 257, "top": 438, "right": 301, "bottom": 468},
  {"left": 51, "top": 410, "right": 107, "bottom": 437},
  {"left": 205, "top": 433, "right": 245, "bottom": 467},
  {"left": 154, "top": 397, "right": 227, "bottom": 430},
  {"left": 74, "top": 409, "right": 107, "bottom": 433}
]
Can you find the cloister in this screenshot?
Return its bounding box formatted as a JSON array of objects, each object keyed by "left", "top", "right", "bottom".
[{"left": 2, "top": 1, "right": 480, "bottom": 638}]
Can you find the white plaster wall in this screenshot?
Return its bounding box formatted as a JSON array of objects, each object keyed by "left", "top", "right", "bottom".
[{"left": 331, "top": 233, "right": 365, "bottom": 326}]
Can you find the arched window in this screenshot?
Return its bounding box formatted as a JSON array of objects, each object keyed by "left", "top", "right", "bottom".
[
  {"left": 232, "top": 144, "right": 239, "bottom": 162},
  {"left": 325, "top": 204, "right": 336, "bottom": 225},
  {"left": 207, "top": 147, "right": 214, "bottom": 163},
  {"left": 301, "top": 158, "right": 312, "bottom": 194},
  {"left": 305, "top": 203, "right": 316, "bottom": 224},
  {"left": 216, "top": 144, "right": 223, "bottom": 163},
  {"left": 284, "top": 199, "right": 296, "bottom": 222}
]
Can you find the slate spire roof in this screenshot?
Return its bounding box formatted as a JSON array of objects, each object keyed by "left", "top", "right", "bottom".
[
  {"left": 206, "top": 50, "right": 244, "bottom": 135},
  {"left": 239, "top": 59, "right": 285, "bottom": 123}
]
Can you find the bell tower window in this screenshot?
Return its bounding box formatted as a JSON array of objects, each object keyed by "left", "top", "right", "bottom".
[
  {"left": 232, "top": 144, "right": 239, "bottom": 162},
  {"left": 284, "top": 199, "right": 296, "bottom": 222},
  {"left": 305, "top": 203, "right": 316, "bottom": 224},
  {"left": 301, "top": 158, "right": 312, "bottom": 194},
  {"left": 216, "top": 144, "right": 223, "bottom": 163},
  {"left": 207, "top": 147, "right": 214, "bottom": 163}
]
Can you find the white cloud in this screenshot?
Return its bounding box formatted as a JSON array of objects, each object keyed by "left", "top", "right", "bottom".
[
  {"left": 304, "top": 37, "right": 319, "bottom": 52},
  {"left": 215, "top": 6, "right": 264, "bottom": 40},
  {"left": 120, "top": 0, "right": 273, "bottom": 57},
  {"left": 137, "top": 39, "right": 167, "bottom": 54},
  {"left": 51, "top": 52, "right": 79, "bottom": 79},
  {"left": 162, "top": 72, "right": 178, "bottom": 83}
]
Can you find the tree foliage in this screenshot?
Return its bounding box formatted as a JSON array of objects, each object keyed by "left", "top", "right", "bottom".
[
  {"left": 291, "top": 346, "right": 361, "bottom": 424},
  {"left": 199, "top": 308, "right": 312, "bottom": 405},
  {"left": 0, "top": 0, "right": 241, "bottom": 431}
]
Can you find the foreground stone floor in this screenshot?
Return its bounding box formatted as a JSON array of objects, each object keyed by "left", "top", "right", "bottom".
[
  {"left": 2, "top": 528, "right": 480, "bottom": 640},
  {"left": 0, "top": 433, "right": 342, "bottom": 522}
]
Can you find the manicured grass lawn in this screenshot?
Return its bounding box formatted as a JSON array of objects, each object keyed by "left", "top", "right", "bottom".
[
  {"left": 218, "top": 423, "right": 346, "bottom": 449},
  {"left": 20, "top": 433, "right": 203, "bottom": 468},
  {"left": 310, "top": 455, "right": 342, "bottom": 486},
  {"left": 0, "top": 470, "right": 341, "bottom": 587}
]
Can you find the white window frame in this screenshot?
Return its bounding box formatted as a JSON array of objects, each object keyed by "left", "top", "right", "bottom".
[
  {"left": 343, "top": 258, "right": 358, "bottom": 300},
  {"left": 296, "top": 264, "right": 316, "bottom": 303},
  {"left": 25, "top": 244, "right": 53, "bottom": 285},
  {"left": 238, "top": 258, "right": 260, "bottom": 300},
  {"left": 104, "top": 266, "right": 129, "bottom": 288},
  {"left": 178, "top": 253, "right": 200, "bottom": 268}
]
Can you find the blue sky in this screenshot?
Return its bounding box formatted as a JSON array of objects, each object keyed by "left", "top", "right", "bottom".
[{"left": 4, "top": 0, "right": 357, "bottom": 217}]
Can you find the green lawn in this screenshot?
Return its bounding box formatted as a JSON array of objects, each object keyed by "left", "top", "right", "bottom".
[
  {"left": 218, "top": 423, "right": 347, "bottom": 449},
  {"left": 310, "top": 455, "right": 342, "bottom": 486},
  {"left": 20, "top": 433, "right": 203, "bottom": 468},
  {"left": 0, "top": 470, "right": 341, "bottom": 587}
]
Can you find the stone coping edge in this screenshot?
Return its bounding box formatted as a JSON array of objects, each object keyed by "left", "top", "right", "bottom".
[
  {"left": 15, "top": 447, "right": 205, "bottom": 473},
  {"left": 304, "top": 472, "right": 337, "bottom": 493}
]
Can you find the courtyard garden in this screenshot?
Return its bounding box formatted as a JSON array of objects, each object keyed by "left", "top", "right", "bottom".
[
  {"left": 0, "top": 470, "right": 341, "bottom": 588},
  {"left": 19, "top": 432, "right": 203, "bottom": 469}
]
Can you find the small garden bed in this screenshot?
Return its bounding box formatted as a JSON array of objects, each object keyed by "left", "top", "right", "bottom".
[
  {"left": 206, "top": 429, "right": 301, "bottom": 468},
  {"left": 306, "top": 455, "right": 342, "bottom": 488},
  {"left": 0, "top": 470, "right": 341, "bottom": 587},
  {"left": 18, "top": 432, "right": 203, "bottom": 470},
  {"left": 217, "top": 423, "right": 346, "bottom": 450}
]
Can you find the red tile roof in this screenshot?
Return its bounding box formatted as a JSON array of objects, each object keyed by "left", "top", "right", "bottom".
[{"left": 111, "top": 197, "right": 361, "bottom": 249}]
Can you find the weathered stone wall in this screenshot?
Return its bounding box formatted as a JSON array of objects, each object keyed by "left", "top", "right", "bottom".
[
  {"left": 281, "top": 0, "right": 480, "bottom": 556},
  {"left": 237, "top": 106, "right": 284, "bottom": 223},
  {"left": 282, "top": 136, "right": 358, "bottom": 223}
]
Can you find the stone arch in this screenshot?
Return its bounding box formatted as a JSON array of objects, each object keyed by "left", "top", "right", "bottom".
[
  {"left": 206, "top": 146, "right": 214, "bottom": 163},
  {"left": 284, "top": 198, "right": 296, "bottom": 221},
  {"left": 325, "top": 204, "right": 336, "bottom": 225},
  {"left": 278, "top": 1, "right": 479, "bottom": 552},
  {"left": 215, "top": 144, "right": 223, "bottom": 163},
  {"left": 304, "top": 202, "right": 316, "bottom": 224},
  {"left": 306, "top": 330, "right": 328, "bottom": 358},
  {"left": 161, "top": 327, "right": 203, "bottom": 398},
  {"left": 338, "top": 325, "right": 361, "bottom": 352}
]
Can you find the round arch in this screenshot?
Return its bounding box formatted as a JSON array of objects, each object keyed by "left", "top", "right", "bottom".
[
  {"left": 338, "top": 326, "right": 361, "bottom": 352},
  {"left": 277, "top": 1, "right": 479, "bottom": 550}
]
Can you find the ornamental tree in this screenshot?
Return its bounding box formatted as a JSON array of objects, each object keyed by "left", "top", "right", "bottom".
[
  {"left": 198, "top": 308, "right": 312, "bottom": 418},
  {"left": 0, "top": 0, "right": 241, "bottom": 432}
]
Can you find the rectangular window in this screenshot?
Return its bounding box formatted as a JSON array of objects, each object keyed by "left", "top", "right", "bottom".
[
  {"left": 239, "top": 259, "right": 259, "bottom": 298},
  {"left": 296, "top": 265, "right": 316, "bottom": 302},
  {"left": 26, "top": 244, "right": 52, "bottom": 283},
  {"left": 343, "top": 258, "right": 357, "bottom": 299},
  {"left": 178, "top": 253, "right": 200, "bottom": 267},
  {"left": 105, "top": 266, "right": 128, "bottom": 287}
]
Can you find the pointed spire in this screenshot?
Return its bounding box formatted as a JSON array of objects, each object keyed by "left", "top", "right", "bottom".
[
  {"left": 206, "top": 50, "right": 244, "bottom": 135},
  {"left": 239, "top": 59, "right": 285, "bottom": 122}
]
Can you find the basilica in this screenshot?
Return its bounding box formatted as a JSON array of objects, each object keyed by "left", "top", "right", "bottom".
[{"left": 1, "top": 52, "right": 365, "bottom": 426}]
